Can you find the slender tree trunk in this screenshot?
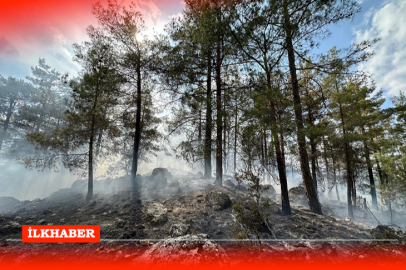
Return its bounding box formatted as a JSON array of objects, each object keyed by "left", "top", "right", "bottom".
[
  {"left": 131, "top": 54, "right": 142, "bottom": 197},
  {"left": 267, "top": 73, "right": 291, "bottom": 215},
  {"left": 264, "top": 131, "right": 269, "bottom": 183},
  {"left": 233, "top": 99, "right": 238, "bottom": 175},
  {"left": 0, "top": 98, "right": 15, "bottom": 151},
  {"left": 282, "top": 0, "right": 321, "bottom": 214},
  {"left": 215, "top": 12, "right": 223, "bottom": 187},
  {"left": 95, "top": 128, "right": 104, "bottom": 162},
  {"left": 308, "top": 108, "right": 318, "bottom": 196},
  {"left": 361, "top": 134, "right": 377, "bottom": 209},
  {"left": 87, "top": 119, "right": 95, "bottom": 202},
  {"left": 332, "top": 156, "right": 340, "bottom": 201},
  {"left": 339, "top": 103, "right": 354, "bottom": 219},
  {"left": 87, "top": 81, "right": 100, "bottom": 202},
  {"left": 322, "top": 136, "right": 331, "bottom": 197},
  {"left": 204, "top": 53, "right": 213, "bottom": 179},
  {"left": 223, "top": 100, "right": 227, "bottom": 175}
]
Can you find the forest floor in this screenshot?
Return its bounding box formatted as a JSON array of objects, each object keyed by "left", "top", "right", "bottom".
[{"left": 0, "top": 170, "right": 405, "bottom": 265}]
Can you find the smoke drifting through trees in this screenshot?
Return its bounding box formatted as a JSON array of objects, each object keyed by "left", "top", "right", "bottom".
[{"left": 1, "top": 0, "right": 406, "bottom": 220}]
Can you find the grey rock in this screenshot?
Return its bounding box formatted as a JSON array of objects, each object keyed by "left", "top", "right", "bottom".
[
  {"left": 0, "top": 222, "right": 21, "bottom": 235},
  {"left": 170, "top": 224, "right": 191, "bottom": 237},
  {"left": 206, "top": 189, "right": 232, "bottom": 211},
  {"left": 288, "top": 186, "right": 307, "bottom": 203},
  {"left": 37, "top": 219, "right": 47, "bottom": 225}
]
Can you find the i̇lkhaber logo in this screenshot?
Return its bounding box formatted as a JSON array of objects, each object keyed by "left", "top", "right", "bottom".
[{"left": 22, "top": 225, "right": 100, "bottom": 243}]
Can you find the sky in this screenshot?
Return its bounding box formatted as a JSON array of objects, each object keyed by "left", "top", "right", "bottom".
[{"left": 0, "top": 0, "right": 405, "bottom": 100}]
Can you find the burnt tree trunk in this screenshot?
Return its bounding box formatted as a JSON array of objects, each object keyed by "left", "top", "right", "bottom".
[
  {"left": 282, "top": 0, "right": 321, "bottom": 214},
  {"left": 267, "top": 73, "right": 291, "bottom": 215},
  {"left": 215, "top": 9, "right": 223, "bottom": 187},
  {"left": 339, "top": 103, "right": 354, "bottom": 219},
  {"left": 362, "top": 127, "right": 377, "bottom": 209},
  {"left": 131, "top": 53, "right": 142, "bottom": 198},
  {"left": 204, "top": 52, "right": 212, "bottom": 179}
]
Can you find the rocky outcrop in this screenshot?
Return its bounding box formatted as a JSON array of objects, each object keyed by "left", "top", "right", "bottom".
[
  {"left": 206, "top": 190, "right": 232, "bottom": 211},
  {"left": 136, "top": 234, "right": 227, "bottom": 265}
]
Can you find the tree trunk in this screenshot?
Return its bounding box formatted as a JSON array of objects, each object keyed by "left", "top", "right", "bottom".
[
  {"left": 0, "top": 98, "right": 15, "bottom": 151},
  {"left": 233, "top": 98, "right": 238, "bottom": 175},
  {"left": 215, "top": 11, "right": 223, "bottom": 187},
  {"left": 87, "top": 119, "right": 95, "bottom": 202},
  {"left": 223, "top": 99, "right": 227, "bottom": 175},
  {"left": 332, "top": 156, "right": 340, "bottom": 201},
  {"left": 87, "top": 81, "right": 100, "bottom": 202},
  {"left": 308, "top": 108, "right": 318, "bottom": 197},
  {"left": 361, "top": 133, "right": 376, "bottom": 209},
  {"left": 131, "top": 54, "right": 142, "bottom": 197},
  {"left": 339, "top": 103, "right": 354, "bottom": 219},
  {"left": 267, "top": 73, "right": 291, "bottom": 215},
  {"left": 204, "top": 53, "right": 212, "bottom": 179},
  {"left": 282, "top": 0, "right": 321, "bottom": 214},
  {"left": 322, "top": 136, "right": 331, "bottom": 196},
  {"left": 95, "top": 128, "right": 104, "bottom": 162}
]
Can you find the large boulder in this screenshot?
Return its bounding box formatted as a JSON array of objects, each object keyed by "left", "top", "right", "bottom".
[
  {"left": 206, "top": 189, "right": 232, "bottom": 211},
  {"left": 149, "top": 168, "right": 173, "bottom": 189},
  {"left": 144, "top": 202, "right": 168, "bottom": 225},
  {"left": 136, "top": 234, "right": 227, "bottom": 265},
  {"left": 0, "top": 222, "right": 21, "bottom": 235},
  {"left": 0, "top": 196, "right": 20, "bottom": 213},
  {"left": 288, "top": 186, "right": 307, "bottom": 203}
]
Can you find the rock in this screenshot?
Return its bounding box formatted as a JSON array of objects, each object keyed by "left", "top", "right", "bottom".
[
  {"left": 344, "top": 217, "right": 351, "bottom": 222},
  {"left": 224, "top": 180, "right": 235, "bottom": 187},
  {"left": 149, "top": 168, "right": 173, "bottom": 189},
  {"left": 0, "top": 222, "right": 21, "bottom": 235},
  {"left": 151, "top": 168, "right": 173, "bottom": 181},
  {"left": 144, "top": 202, "right": 168, "bottom": 225},
  {"left": 42, "top": 209, "right": 52, "bottom": 215},
  {"left": 206, "top": 189, "right": 232, "bottom": 211},
  {"left": 288, "top": 186, "right": 307, "bottom": 203},
  {"left": 136, "top": 234, "right": 227, "bottom": 265},
  {"left": 0, "top": 196, "right": 20, "bottom": 213},
  {"left": 170, "top": 224, "right": 191, "bottom": 237},
  {"left": 37, "top": 219, "right": 47, "bottom": 225},
  {"left": 371, "top": 225, "right": 406, "bottom": 242}
]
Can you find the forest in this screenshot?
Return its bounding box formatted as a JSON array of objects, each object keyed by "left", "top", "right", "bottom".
[{"left": 1, "top": 0, "right": 406, "bottom": 223}]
